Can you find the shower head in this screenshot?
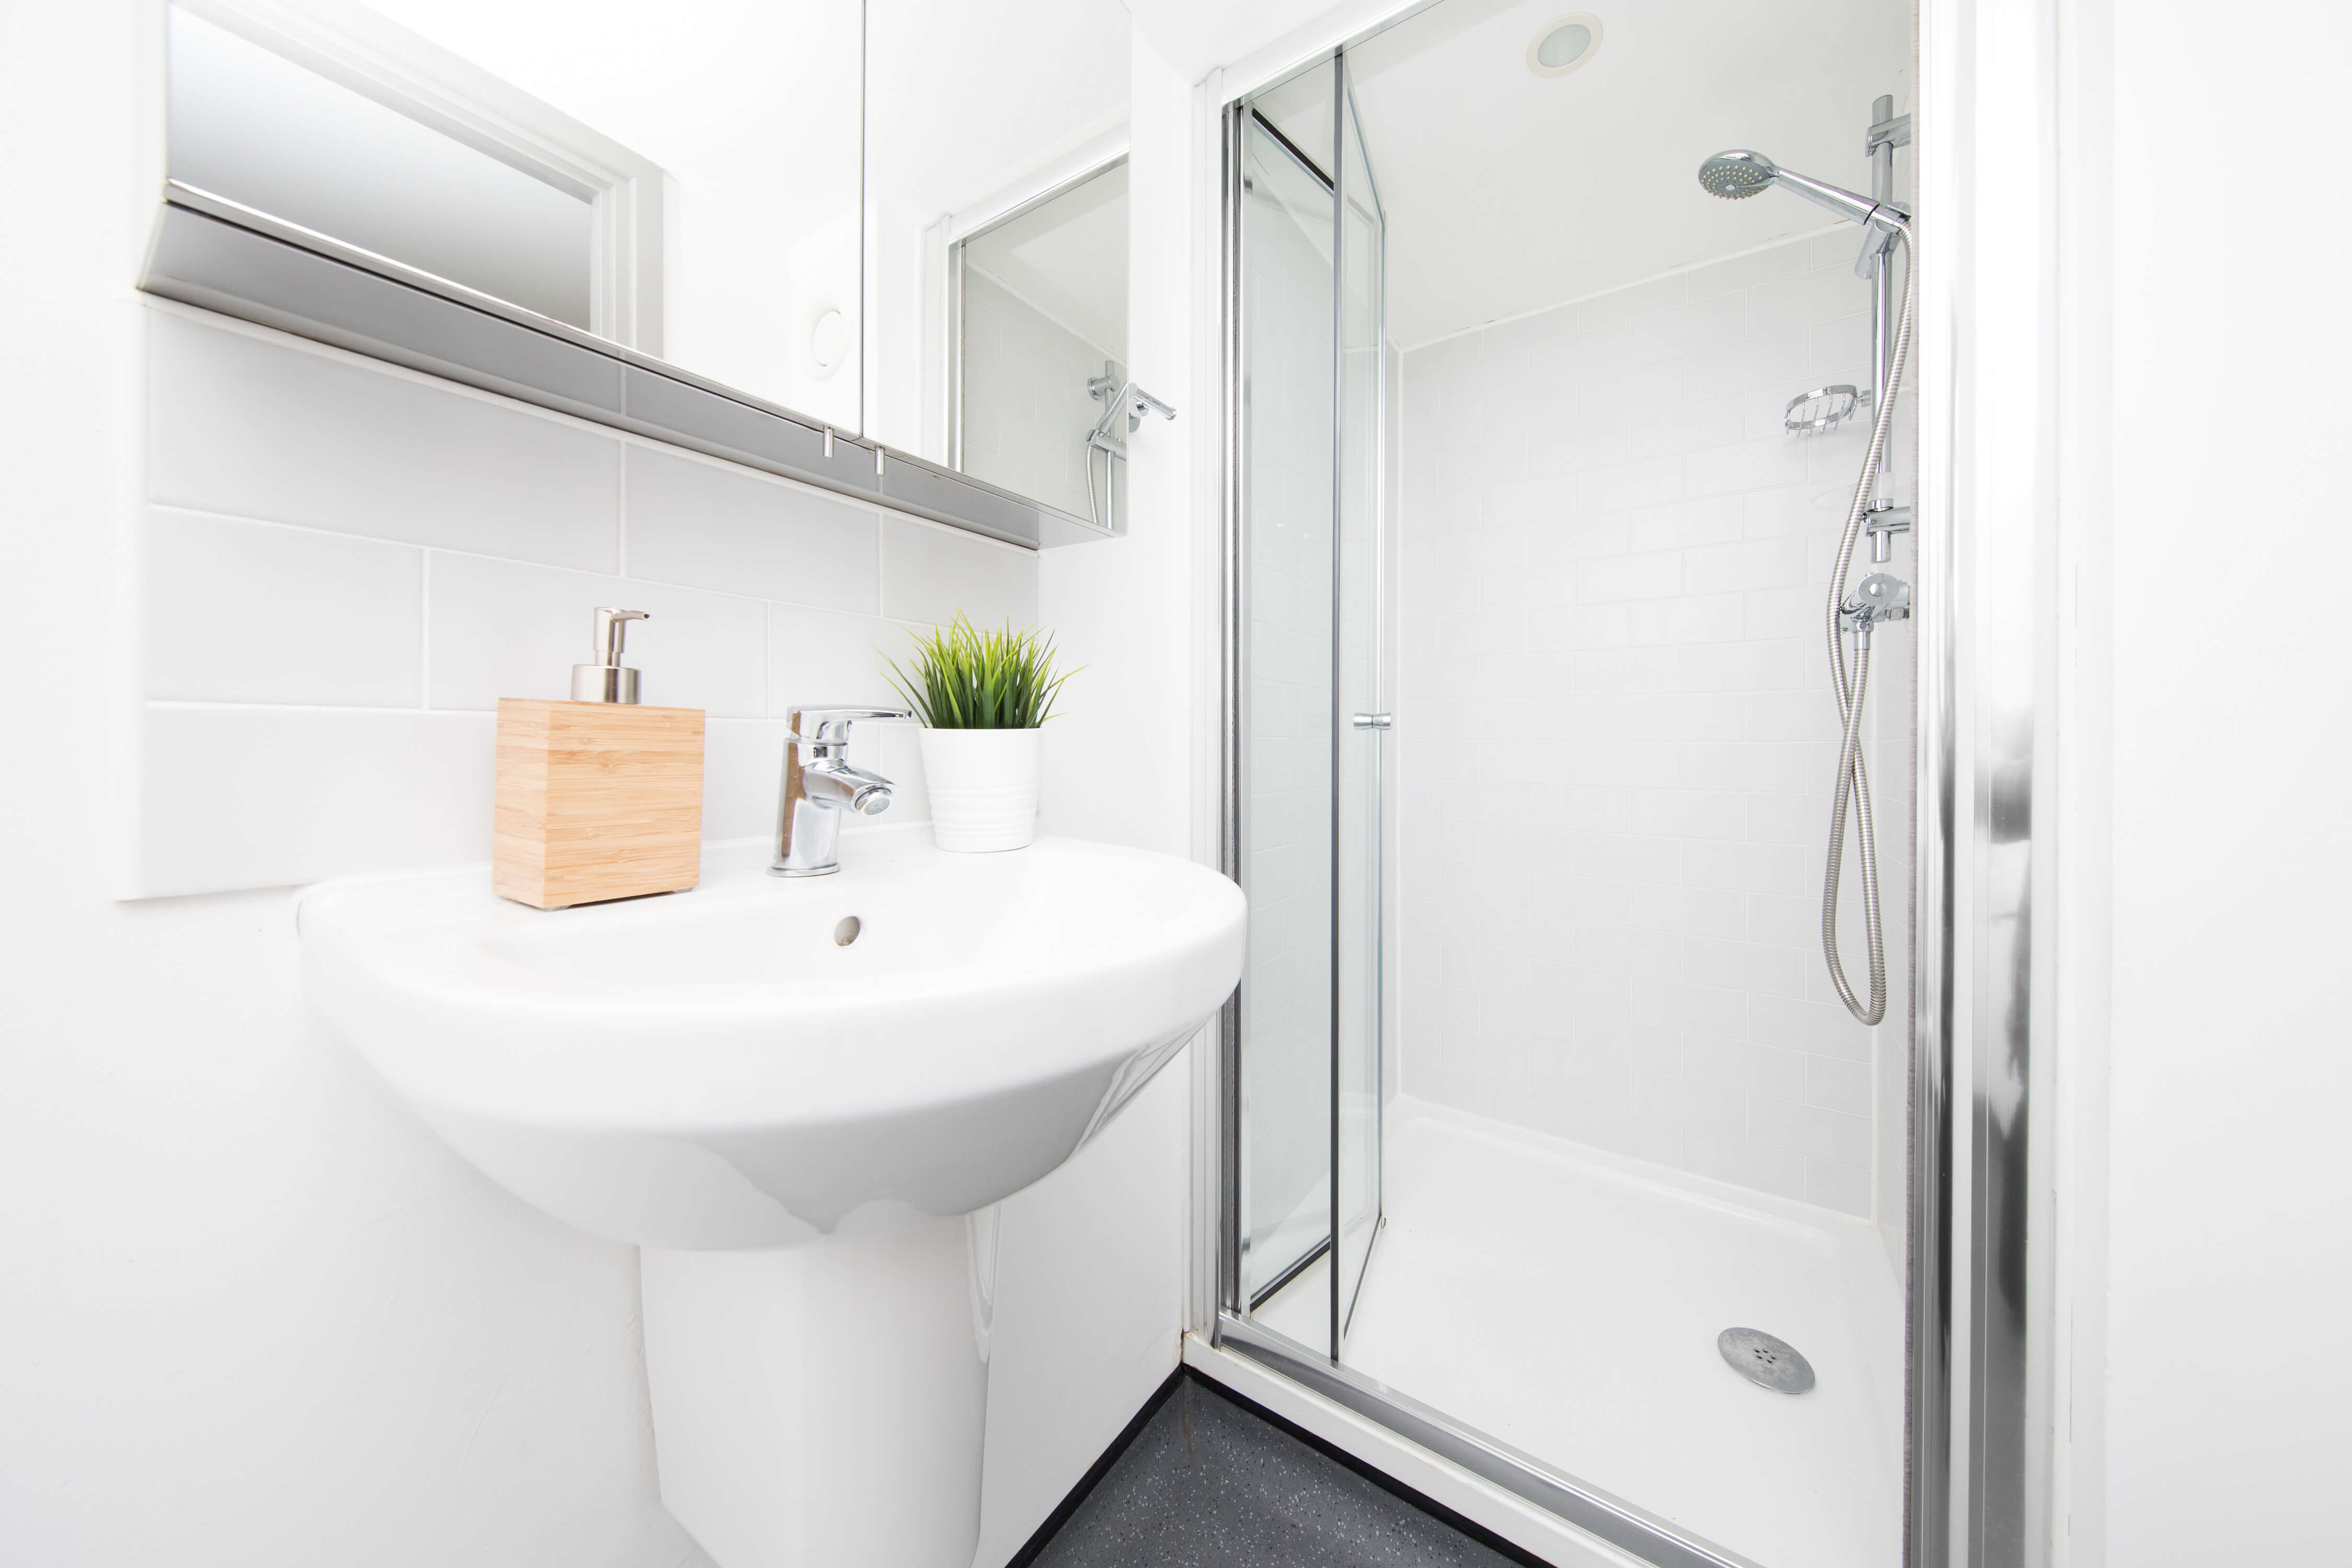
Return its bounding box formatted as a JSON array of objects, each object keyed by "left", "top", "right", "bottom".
[
  {"left": 1697, "top": 149, "right": 1778, "bottom": 200},
  {"left": 1696, "top": 148, "right": 1907, "bottom": 236}
]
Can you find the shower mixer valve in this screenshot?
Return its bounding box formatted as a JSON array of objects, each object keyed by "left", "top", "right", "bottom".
[{"left": 1839, "top": 573, "right": 1912, "bottom": 637}]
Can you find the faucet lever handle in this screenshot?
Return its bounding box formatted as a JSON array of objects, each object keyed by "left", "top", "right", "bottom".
[{"left": 784, "top": 705, "right": 914, "bottom": 747}]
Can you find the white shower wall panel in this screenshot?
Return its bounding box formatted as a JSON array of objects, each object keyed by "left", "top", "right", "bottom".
[{"left": 1393, "top": 231, "right": 1909, "bottom": 1219}]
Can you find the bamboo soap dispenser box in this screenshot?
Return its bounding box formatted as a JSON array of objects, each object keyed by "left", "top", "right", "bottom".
[{"left": 493, "top": 607, "right": 705, "bottom": 910}]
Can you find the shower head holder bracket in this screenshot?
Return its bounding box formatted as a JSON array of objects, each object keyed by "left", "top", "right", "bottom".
[{"left": 1863, "top": 502, "right": 1913, "bottom": 562}]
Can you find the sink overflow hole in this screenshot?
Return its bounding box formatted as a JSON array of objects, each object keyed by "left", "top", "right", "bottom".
[
  {"left": 833, "top": 916, "right": 861, "bottom": 947},
  {"left": 1717, "top": 1327, "right": 1815, "bottom": 1394}
]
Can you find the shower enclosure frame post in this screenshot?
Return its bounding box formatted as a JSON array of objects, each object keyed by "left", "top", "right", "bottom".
[
  {"left": 1337, "top": 61, "right": 1393, "bottom": 1352},
  {"left": 1323, "top": 50, "right": 1391, "bottom": 1364},
  {"left": 1325, "top": 53, "right": 1346, "bottom": 1368},
  {"left": 1914, "top": 0, "right": 2064, "bottom": 1556},
  {"left": 1216, "top": 96, "right": 1247, "bottom": 1325}
]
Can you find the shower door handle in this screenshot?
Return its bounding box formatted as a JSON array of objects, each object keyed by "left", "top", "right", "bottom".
[{"left": 1351, "top": 713, "right": 1393, "bottom": 730}]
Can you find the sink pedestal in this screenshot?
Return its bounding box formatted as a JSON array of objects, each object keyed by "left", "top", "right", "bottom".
[{"left": 641, "top": 1207, "right": 999, "bottom": 1568}]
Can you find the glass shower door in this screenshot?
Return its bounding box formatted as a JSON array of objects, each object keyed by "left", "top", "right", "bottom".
[
  {"left": 1232, "top": 56, "right": 1386, "bottom": 1359},
  {"left": 1236, "top": 101, "right": 1336, "bottom": 1329}
]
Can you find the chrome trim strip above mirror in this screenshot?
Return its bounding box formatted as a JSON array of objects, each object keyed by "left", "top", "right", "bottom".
[{"left": 137, "top": 185, "right": 1114, "bottom": 550}]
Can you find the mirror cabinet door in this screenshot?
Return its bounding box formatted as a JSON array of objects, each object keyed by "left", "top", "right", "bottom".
[
  {"left": 164, "top": 0, "right": 1134, "bottom": 526},
  {"left": 166, "top": 0, "right": 865, "bottom": 430},
  {"left": 863, "top": 0, "right": 1130, "bottom": 522}
]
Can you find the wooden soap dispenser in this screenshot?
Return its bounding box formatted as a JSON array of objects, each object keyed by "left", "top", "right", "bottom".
[{"left": 493, "top": 607, "right": 705, "bottom": 909}]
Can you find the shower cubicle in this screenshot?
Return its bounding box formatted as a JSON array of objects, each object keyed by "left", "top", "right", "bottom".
[{"left": 1212, "top": 7, "right": 1944, "bottom": 1566}]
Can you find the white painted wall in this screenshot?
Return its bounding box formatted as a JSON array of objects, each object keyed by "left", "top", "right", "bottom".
[
  {"left": 0, "top": 8, "right": 1195, "bottom": 1566},
  {"left": 1394, "top": 230, "right": 1910, "bottom": 1224},
  {"left": 2093, "top": 0, "right": 2352, "bottom": 1562}
]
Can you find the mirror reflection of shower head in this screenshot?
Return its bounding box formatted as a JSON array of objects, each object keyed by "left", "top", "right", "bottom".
[{"left": 1696, "top": 148, "right": 1909, "bottom": 237}]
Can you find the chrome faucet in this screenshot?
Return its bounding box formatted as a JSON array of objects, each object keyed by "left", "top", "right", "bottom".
[{"left": 770, "top": 706, "right": 912, "bottom": 878}]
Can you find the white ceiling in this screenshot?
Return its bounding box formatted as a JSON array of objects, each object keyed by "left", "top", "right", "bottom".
[
  {"left": 964, "top": 162, "right": 1129, "bottom": 359},
  {"left": 1326, "top": 0, "right": 1912, "bottom": 346}
]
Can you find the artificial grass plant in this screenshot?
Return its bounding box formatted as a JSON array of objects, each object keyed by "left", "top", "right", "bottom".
[{"left": 883, "top": 614, "right": 1075, "bottom": 730}]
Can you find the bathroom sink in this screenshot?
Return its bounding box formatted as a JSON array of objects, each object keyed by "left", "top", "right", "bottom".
[
  {"left": 298, "top": 829, "right": 1246, "bottom": 1250},
  {"left": 301, "top": 828, "right": 1242, "bottom": 1568}
]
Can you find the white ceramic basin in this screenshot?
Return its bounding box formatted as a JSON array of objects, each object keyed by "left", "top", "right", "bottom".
[
  {"left": 299, "top": 828, "right": 1244, "bottom": 1568},
  {"left": 298, "top": 831, "right": 1246, "bottom": 1250}
]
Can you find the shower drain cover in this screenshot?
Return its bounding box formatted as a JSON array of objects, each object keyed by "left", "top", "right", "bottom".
[{"left": 1717, "top": 1328, "right": 1816, "bottom": 1394}]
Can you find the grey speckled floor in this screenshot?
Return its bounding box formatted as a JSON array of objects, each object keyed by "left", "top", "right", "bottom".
[{"left": 1026, "top": 1378, "right": 1529, "bottom": 1568}]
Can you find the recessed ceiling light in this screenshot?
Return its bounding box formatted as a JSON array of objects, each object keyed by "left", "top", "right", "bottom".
[{"left": 1527, "top": 13, "right": 1602, "bottom": 77}]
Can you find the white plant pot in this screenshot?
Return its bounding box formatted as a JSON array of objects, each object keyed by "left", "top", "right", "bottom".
[{"left": 919, "top": 727, "right": 1041, "bottom": 852}]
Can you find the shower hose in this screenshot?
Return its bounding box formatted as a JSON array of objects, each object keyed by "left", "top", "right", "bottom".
[{"left": 1822, "top": 238, "right": 1917, "bottom": 1028}]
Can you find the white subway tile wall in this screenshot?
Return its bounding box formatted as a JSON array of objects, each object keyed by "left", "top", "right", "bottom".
[
  {"left": 137, "top": 308, "right": 1039, "bottom": 898},
  {"left": 1394, "top": 232, "right": 1911, "bottom": 1219}
]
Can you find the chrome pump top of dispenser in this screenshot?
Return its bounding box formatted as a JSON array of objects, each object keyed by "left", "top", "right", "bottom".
[{"left": 571, "top": 607, "right": 648, "bottom": 704}]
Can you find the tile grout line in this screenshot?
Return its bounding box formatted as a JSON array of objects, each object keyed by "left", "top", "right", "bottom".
[
  {"left": 419, "top": 549, "right": 432, "bottom": 709},
  {"left": 148, "top": 499, "right": 910, "bottom": 621},
  {"left": 615, "top": 442, "right": 629, "bottom": 580}
]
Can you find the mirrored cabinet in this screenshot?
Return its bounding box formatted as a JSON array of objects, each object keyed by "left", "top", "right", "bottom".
[{"left": 147, "top": 0, "right": 1140, "bottom": 548}]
